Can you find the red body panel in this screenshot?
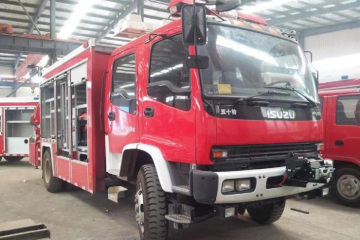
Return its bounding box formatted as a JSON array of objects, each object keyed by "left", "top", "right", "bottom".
[
  {"left": 105, "top": 48, "right": 140, "bottom": 156},
  {"left": 320, "top": 84, "right": 360, "bottom": 166},
  {"left": 38, "top": 45, "right": 111, "bottom": 193}
]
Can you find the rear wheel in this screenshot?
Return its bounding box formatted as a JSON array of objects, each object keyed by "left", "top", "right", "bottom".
[
  {"left": 42, "top": 150, "right": 65, "bottom": 193},
  {"left": 135, "top": 164, "right": 168, "bottom": 240},
  {"left": 247, "top": 199, "right": 285, "bottom": 224},
  {"left": 331, "top": 166, "right": 360, "bottom": 208},
  {"left": 5, "top": 156, "right": 23, "bottom": 162}
]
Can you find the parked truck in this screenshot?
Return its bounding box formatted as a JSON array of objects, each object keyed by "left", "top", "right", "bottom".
[
  {"left": 0, "top": 97, "right": 38, "bottom": 163},
  {"left": 319, "top": 79, "right": 360, "bottom": 207},
  {"left": 30, "top": 1, "right": 334, "bottom": 239}
]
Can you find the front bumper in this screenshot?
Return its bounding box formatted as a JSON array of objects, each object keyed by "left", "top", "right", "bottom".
[{"left": 192, "top": 166, "right": 329, "bottom": 205}]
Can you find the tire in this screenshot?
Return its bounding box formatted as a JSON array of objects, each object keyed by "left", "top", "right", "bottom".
[
  {"left": 247, "top": 199, "right": 285, "bottom": 224},
  {"left": 331, "top": 166, "right": 360, "bottom": 208},
  {"left": 135, "top": 164, "right": 168, "bottom": 240},
  {"left": 5, "top": 156, "right": 23, "bottom": 162},
  {"left": 0, "top": 156, "right": 2, "bottom": 162},
  {"left": 42, "top": 150, "right": 65, "bottom": 193}
]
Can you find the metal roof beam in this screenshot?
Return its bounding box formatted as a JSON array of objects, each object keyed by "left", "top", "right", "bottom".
[
  {"left": 302, "top": 20, "right": 360, "bottom": 37},
  {"left": 13, "top": 54, "right": 21, "bottom": 70},
  {"left": 28, "top": 0, "right": 48, "bottom": 34},
  {"left": 0, "top": 34, "right": 81, "bottom": 55},
  {"left": 268, "top": 1, "right": 360, "bottom": 26},
  {"left": 95, "top": 0, "right": 138, "bottom": 43}
]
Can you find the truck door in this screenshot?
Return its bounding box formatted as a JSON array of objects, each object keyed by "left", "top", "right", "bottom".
[
  {"left": 328, "top": 94, "right": 360, "bottom": 163},
  {"left": 141, "top": 34, "right": 196, "bottom": 163},
  {"left": 105, "top": 50, "right": 139, "bottom": 175}
]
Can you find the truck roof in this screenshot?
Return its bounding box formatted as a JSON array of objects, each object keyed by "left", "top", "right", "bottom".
[{"left": 319, "top": 79, "right": 360, "bottom": 97}]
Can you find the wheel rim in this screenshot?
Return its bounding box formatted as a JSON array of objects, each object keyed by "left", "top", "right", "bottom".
[
  {"left": 44, "top": 158, "right": 51, "bottom": 184},
  {"left": 337, "top": 174, "right": 360, "bottom": 200},
  {"left": 135, "top": 183, "right": 145, "bottom": 234}
]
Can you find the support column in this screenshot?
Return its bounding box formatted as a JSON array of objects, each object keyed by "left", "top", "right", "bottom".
[
  {"left": 50, "top": 0, "right": 56, "bottom": 39},
  {"left": 137, "top": 0, "right": 144, "bottom": 22},
  {"left": 297, "top": 30, "right": 305, "bottom": 49}
]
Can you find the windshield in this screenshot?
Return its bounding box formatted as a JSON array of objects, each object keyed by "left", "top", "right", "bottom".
[{"left": 197, "top": 24, "right": 318, "bottom": 103}]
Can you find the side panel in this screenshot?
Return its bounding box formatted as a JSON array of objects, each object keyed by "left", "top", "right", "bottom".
[
  {"left": 327, "top": 94, "right": 360, "bottom": 165},
  {"left": 104, "top": 48, "right": 139, "bottom": 174},
  {"left": 140, "top": 34, "right": 196, "bottom": 164},
  {"left": 40, "top": 47, "right": 110, "bottom": 194}
]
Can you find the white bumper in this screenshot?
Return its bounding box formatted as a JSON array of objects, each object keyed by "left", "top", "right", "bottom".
[{"left": 215, "top": 167, "right": 325, "bottom": 204}]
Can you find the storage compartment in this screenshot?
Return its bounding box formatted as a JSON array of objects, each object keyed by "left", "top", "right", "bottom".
[
  {"left": 5, "top": 108, "right": 34, "bottom": 154},
  {"left": 41, "top": 83, "right": 55, "bottom": 139},
  {"left": 71, "top": 81, "right": 88, "bottom": 162}
]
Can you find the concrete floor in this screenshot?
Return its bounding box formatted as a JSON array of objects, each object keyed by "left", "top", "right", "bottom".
[{"left": 1, "top": 159, "right": 360, "bottom": 240}]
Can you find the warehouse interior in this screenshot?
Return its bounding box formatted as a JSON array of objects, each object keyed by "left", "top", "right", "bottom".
[{"left": 0, "top": 0, "right": 359, "bottom": 239}]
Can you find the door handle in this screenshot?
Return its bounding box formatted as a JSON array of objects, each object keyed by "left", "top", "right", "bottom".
[
  {"left": 144, "top": 107, "right": 154, "bottom": 118},
  {"left": 335, "top": 140, "right": 344, "bottom": 146},
  {"left": 108, "top": 112, "right": 115, "bottom": 121}
]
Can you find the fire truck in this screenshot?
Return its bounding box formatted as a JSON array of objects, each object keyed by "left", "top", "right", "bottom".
[
  {"left": 0, "top": 97, "right": 37, "bottom": 163},
  {"left": 31, "top": 1, "right": 334, "bottom": 239},
  {"left": 319, "top": 79, "right": 360, "bottom": 207}
]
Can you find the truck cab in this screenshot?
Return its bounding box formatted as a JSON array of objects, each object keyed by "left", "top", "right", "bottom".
[
  {"left": 35, "top": 1, "right": 334, "bottom": 239},
  {"left": 319, "top": 79, "right": 360, "bottom": 207}
]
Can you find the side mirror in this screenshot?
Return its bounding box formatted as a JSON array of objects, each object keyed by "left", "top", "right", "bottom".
[
  {"left": 182, "top": 4, "right": 206, "bottom": 45},
  {"left": 216, "top": 0, "right": 242, "bottom": 12}
]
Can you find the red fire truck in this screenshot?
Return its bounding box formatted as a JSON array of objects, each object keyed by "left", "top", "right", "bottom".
[
  {"left": 319, "top": 79, "right": 360, "bottom": 207},
  {"left": 31, "top": 1, "right": 334, "bottom": 239},
  {"left": 0, "top": 97, "right": 38, "bottom": 163}
]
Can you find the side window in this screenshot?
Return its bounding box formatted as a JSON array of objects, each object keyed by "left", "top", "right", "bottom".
[
  {"left": 336, "top": 96, "right": 360, "bottom": 126},
  {"left": 111, "top": 54, "right": 136, "bottom": 114},
  {"left": 148, "top": 35, "right": 191, "bottom": 111}
]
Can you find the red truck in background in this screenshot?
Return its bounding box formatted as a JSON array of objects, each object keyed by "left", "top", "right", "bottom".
[
  {"left": 0, "top": 97, "right": 38, "bottom": 163},
  {"left": 319, "top": 79, "right": 360, "bottom": 207},
  {"left": 30, "top": 1, "right": 334, "bottom": 239}
]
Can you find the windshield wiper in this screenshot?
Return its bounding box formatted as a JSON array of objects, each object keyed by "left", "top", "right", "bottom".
[
  {"left": 264, "top": 86, "right": 317, "bottom": 107},
  {"left": 235, "top": 90, "right": 291, "bottom": 105}
]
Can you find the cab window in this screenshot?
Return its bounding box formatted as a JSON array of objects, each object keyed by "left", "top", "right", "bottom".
[
  {"left": 148, "top": 35, "right": 191, "bottom": 111},
  {"left": 336, "top": 96, "right": 360, "bottom": 126},
  {"left": 111, "top": 54, "right": 136, "bottom": 114}
]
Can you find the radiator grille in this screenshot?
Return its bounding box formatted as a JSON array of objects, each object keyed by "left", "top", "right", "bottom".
[{"left": 212, "top": 142, "right": 319, "bottom": 171}]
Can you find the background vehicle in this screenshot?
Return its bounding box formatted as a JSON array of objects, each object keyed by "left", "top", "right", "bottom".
[
  {"left": 320, "top": 79, "right": 360, "bottom": 207},
  {"left": 31, "top": 1, "right": 333, "bottom": 239},
  {"left": 0, "top": 97, "right": 38, "bottom": 163}
]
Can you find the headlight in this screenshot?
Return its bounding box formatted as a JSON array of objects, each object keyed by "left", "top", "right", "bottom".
[
  {"left": 222, "top": 180, "right": 234, "bottom": 193},
  {"left": 324, "top": 159, "right": 333, "bottom": 167},
  {"left": 235, "top": 179, "right": 251, "bottom": 192},
  {"left": 222, "top": 178, "right": 254, "bottom": 194}
]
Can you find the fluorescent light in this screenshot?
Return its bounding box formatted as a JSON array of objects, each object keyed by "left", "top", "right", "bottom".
[
  {"left": 58, "top": 0, "right": 99, "bottom": 39},
  {"left": 240, "top": 0, "right": 298, "bottom": 14},
  {"left": 0, "top": 75, "right": 15, "bottom": 78}
]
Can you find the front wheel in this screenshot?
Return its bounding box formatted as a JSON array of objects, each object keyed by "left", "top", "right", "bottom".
[
  {"left": 247, "top": 199, "right": 285, "bottom": 224},
  {"left": 5, "top": 156, "right": 23, "bottom": 162},
  {"left": 42, "top": 150, "right": 65, "bottom": 193},
  {"left": 135, "top": 164, "right": 168, "bottom": 240},
  {"left": 331, "top": 166, "right": 360, "bottom": 208}
]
